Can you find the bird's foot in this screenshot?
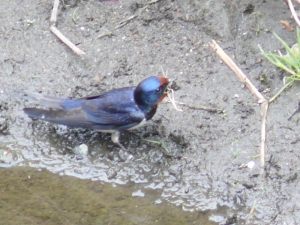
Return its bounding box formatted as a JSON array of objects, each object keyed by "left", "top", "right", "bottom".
[
  {"left": 111, "top": 131, "right": 134, "bottom": 162},
  {"left": 111, "top": 131, "right": 125, "bottom": 150}
]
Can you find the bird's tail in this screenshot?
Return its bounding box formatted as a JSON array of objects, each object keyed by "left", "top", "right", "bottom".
[
  {"left": 0, "top": 87, "right": 82, "bottom": 110},
  {"left": 23, "top": 107, "right": 90, "bottom": 127},
  {"left": 24, "top": 91, "right": 82, "bottom": 110},
  {"left": 24, "top": 108, "right": 67, "bottom": 122}
]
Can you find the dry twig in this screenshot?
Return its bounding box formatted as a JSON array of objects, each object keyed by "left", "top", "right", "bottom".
[
  {"left": 177, "top": 101, "right": 223, "bottom": 113},
  {"left": 50, "top": 0, "right": 85, "bottom": 55},
  {"left": 288, "top": 0, "right": 300, "bottom": 28},
  {"left": 245, "top": 200, "right": 258, "bottom": 224},
  {"left": 50, "top": 0, "right": 59, "bottom": 24},
  {"left": 50, "top": 26, "right": 85, "bottom": 55},
  {"left": 209, "top": 40, "right": 268, "bottom": 167},
  {"left": 97, "top": 0, "right": 161, "bottom": 39}
]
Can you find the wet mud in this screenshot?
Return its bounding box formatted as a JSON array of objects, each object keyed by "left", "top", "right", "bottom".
[{"left": 1, "top": 0, "right": 300, "bottom": 224}]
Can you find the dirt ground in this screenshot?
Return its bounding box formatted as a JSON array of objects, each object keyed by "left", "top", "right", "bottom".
[{"left": 1, "top": 0, "right": 300, "bottom": 224}]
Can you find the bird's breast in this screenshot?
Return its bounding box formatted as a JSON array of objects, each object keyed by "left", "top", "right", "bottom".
[{"left": 127, "top": 118, "right": 147, "bottom": 130}]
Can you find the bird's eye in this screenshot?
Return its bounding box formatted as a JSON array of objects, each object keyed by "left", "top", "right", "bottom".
[{"left": 155, "top": 87, "right": 161, "bottom": 93}]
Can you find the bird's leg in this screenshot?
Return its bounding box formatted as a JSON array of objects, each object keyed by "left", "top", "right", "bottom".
[
  {"left": 111, "top": 131, "right": 134, "bottom": 162},
  {"left": 111, "top": 131, "right": 126, "bottom": 150}
]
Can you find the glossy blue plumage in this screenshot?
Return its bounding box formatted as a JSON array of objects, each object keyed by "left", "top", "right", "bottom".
[{"left": 23, "top": 76, "right": 169, "bottom": 147}]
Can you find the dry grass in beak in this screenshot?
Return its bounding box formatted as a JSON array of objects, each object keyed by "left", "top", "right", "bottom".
[
  {"left": 166, "top": 87, "right": 183, "bottom": 112},
  {"left": 158, "top": 68, "right": 182, "bottom": 111}
]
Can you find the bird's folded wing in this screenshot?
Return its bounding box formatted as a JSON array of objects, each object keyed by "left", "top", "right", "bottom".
[{"left": 81, "top": 99, "right": 145, "bottom": 128}]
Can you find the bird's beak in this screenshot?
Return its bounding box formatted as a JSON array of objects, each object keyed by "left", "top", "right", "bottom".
[
  {"left": 164, "top": 77, "right": 176, "bottom": 94},
  {"left": 168, "top": 78, "right": 177, "bottom": 83}
]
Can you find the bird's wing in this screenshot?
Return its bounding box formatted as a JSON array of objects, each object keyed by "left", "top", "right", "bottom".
[{"left": 81, "top": 88, "right": 145, "bottom": 129}]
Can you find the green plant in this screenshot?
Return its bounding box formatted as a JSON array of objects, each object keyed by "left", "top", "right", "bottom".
[
  {"left": 72, "top": 7, "right": 79, "bottom": 24},
  {"left": 250, "top": 154, "right": 260, "bottom": 159},
  {"left": 145, "top": 139, "right": 169, "bottom": 153},
  {"left": 230, "top": 140, "right": 240, "bottom": 158},
  {"left": 259, "top": 27, "right": 300, "bottom": 102},
  {"left": 254, "top": 23, "right": 260, "bottom": 36}
]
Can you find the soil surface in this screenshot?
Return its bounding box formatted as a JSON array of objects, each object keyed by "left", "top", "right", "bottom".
[{"left": 1, "top": 0, "right": 300, "bottom": 224}]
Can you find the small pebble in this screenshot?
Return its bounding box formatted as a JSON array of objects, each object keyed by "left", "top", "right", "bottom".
[
  {"left": 222, "top": 95, "right": 228, "bottom": 101},
  {"left": 155, "top": 199, "right": 162, "bottom": 204},
  {"left": 0, "top": 117, "right": 8, "bottom": 133},
  {"left": 132, "top": 190, "right": 145, "bottom": 197},
  {"left": 107, "top": 168, "right": 118, "bottom": 179},
  {"left": 247, "top": 161, "right": 255, "bottom": 169},
  {"left": 78, "top": 144, "right": 88, "bottom": 155}
]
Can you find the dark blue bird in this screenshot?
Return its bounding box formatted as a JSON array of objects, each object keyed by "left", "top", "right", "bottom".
[{"left": 23, "top": 76, "right": 170, "bottom": 148}]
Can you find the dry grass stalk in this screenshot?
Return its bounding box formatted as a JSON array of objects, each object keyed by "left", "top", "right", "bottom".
[
  {"left": 50, "top": 0, "right": 85, "bottom": 55},
  {"left": 209, "top": 40, "right": 268, "bottom": 167}
]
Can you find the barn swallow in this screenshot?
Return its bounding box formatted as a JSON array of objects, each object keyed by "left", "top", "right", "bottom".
[{"left": 23, "top": 76, "right": 170, "bottom": 149}]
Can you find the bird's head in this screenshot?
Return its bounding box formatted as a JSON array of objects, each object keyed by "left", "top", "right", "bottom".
[{"left": 134, "top": 76, "right": 169, "bottom": 113}]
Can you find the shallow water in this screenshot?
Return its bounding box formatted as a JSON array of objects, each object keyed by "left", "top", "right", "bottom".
[{"left": 0, "top": 167, "right": 212, "bottom": 225}]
